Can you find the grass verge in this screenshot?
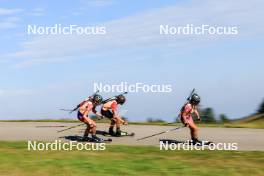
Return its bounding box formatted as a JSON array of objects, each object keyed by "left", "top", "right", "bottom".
[{"left": 0, "top": 141, "right": 263, "bottom": 176}]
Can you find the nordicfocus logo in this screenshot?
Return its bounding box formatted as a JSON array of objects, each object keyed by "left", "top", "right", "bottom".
[
  {"left": 93, "top": 82, "right": 172, "bottom": 93},
  {"left": 28, "top": 140, "right": 106, "bottom": 151},
  {"left": 160, "top": 141, "right": 238, "bottom": 151},
  {"left": 27, "top": 24, "right": 106, "bottom": 35},
  {"left": 160, "top": 24, "right": 238, "bottom": 35}
]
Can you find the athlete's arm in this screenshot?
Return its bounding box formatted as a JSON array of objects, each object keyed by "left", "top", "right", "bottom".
[
  {"left": 193, "top": 106, "right": 201, "bottom": 121},
  {"left": 112, "top": 110, "right": 126, "bottom": 124},
  {"left": 83, "top": 102, "right": 93, "bottom": 118},
  {"left": 92, "top": 106, "right": 103, "bottom": 119},
  {"left": 111, "top": 101, "right": 127, "bottom": 125}
]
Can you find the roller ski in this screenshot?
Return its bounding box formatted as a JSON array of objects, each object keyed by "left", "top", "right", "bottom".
[
  {"left": 82, "top": 135, "right": 112, "bottom": 143},
  {"left": 159, "top": 139, "right": 186, "bottom": 144},
  {"left": 189, "top": 139, "right": 213, "bottom": 146},
  {"left": 103, "top": 130, "right": 135, "bottom": 137},
  {"left": 160, "top": 139, "right": 213, "bottom": 146}
]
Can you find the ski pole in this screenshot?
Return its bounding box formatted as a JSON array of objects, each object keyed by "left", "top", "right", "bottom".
[
  {"left": 136, "top": 125, "right": 185, "bottom": 141},
  {"left": 57, "top": 123, "right": 84, "bottom": 133},
  {"left": 36, "top": 125, "right": 68, "bottom": 128},
  {"left": 59, "top": 109, "right": 73, "bottom": 112}
]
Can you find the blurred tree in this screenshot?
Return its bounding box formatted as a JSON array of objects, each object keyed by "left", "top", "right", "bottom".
[
  {"left": 155, "top": 119, "right": 166, "bottom": 123},
  {"left": 147, "top": 117, "right": 165, "bottom": 123},
  {"left": 219, "top": 114, "right": 229, "bottom": 123},
  {"left": 147, "top": 117, "right": 154, "bottom": 122},
  {"left": 257, "top": 99, "right": 264, "bottom": 114},
  {"left": 200, "top": 107, "right": 216, "bottom": 123}
]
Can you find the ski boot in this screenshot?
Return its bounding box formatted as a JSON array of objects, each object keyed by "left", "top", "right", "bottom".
[
  {"left": 115, "top": 128, "right": 122, "bottom": 137},
  {"left": 191, "top": 138, "right": 203, "bottom": 146},
  {"left": 109, "top": 127, "right": 115, "bottom": 136}
]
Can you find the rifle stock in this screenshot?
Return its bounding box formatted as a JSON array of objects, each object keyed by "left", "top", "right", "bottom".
[{"left": 102, "top": 92, "right": 128, "bottom": 104}]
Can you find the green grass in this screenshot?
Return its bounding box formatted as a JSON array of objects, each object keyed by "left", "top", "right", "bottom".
[
  {"left": 229, "top": 113, "right": 264, "bottom": 129},
  {"left": 0, "top": 141, "right": 263, "bottom": 176}
]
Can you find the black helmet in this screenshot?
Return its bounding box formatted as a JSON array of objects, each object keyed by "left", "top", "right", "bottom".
[
  {"left": 190, "top": 93, "right": 200, "bottom": 105},
  {"left": 93, "top": 94, "right": 103, "bottom": 104},
  {"left": 116, "top": 95, "right": 126, "bottom": 105}
]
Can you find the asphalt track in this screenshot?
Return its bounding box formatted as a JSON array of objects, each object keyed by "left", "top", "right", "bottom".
[{"left": 0, "top": 122, "right": 263, "bottom": 151}]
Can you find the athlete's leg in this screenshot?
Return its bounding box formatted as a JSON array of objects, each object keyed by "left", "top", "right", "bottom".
[
  {"left": 188, "top": 117, "right": 198, "bottom": 139},
  {"left": 77, "top": 112, "right": 90, "bottom": 138},
  {"left": 84, "top": 124, "right": 90, "bottom": 137},
  {"left": 101, "top": 110, "right": 115, "bottom": 135},
  {"left": 114, "top": 116, "right": 124, "bottom": 136},
  {"left": 82, "top": 116, "right": 103, "bottom": 141},
  {"left": 109, "top": 119, "right": 115, "bottom": 135},
  {"left": 83, "top": 116, "right": 97, "bottom": 135}
]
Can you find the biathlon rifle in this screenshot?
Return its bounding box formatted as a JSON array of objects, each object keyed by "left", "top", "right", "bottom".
[
  {"left": 60, "top": 90, "right": 100, "bottom": 114},
  {"left": 187, "top": 88, "right": 196, "bottom": 101},
  {"left": 101, "top": 91, "right": 128, "bottom": 104}
]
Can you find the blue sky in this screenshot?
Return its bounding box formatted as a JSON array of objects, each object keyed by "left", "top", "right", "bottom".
[{"left": 0, "top": 0, "right": 263, "bottom": 121}]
